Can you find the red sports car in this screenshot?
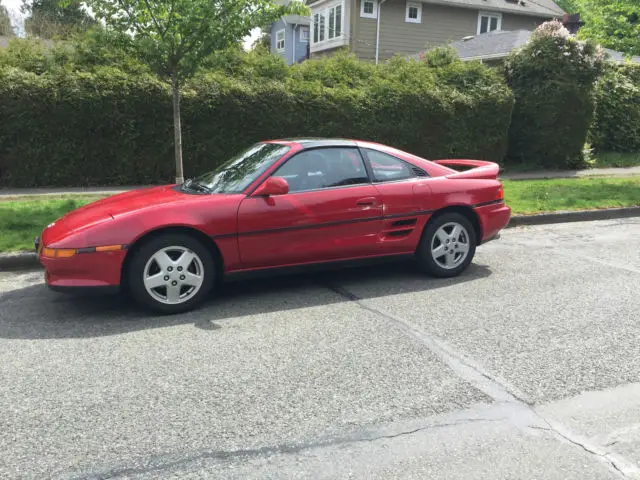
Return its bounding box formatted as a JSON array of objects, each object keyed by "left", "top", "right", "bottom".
[{"left": 36, "top": 139, "right": 511, "bottom": 313}]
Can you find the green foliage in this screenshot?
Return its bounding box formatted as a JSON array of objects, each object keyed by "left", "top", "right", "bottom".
[
  {"left": 289, "top": 50, "right": 376, "bottom": 88},
  {"left": 590, "top": 63, "right": 640, "bottom": 152},
  {"left": 556, "top": 0, "right": 640, "bottom": 57},
  {"left": 0, "top": 37, "right": 73, "bottom": 74},
  {"left": 22, "top": 0, "right": 95, "bottom": 39},
  {"left": 422, "top": 45, "right": 459, "bottom": 68},
  {"left": 81, "top": 0, "right": 309, "bottom": 82},
  {"left": 0, "top": 55, "right": 514, "bottom": 187},
  {"left": 200, "top": 46, "right": 290, "bottom": 82},
  {"left": 505, "top": 20, "right": 605, "bottom": 169},
  {"left": 0, "top": 2, "right": 15, "bottom": 37}
]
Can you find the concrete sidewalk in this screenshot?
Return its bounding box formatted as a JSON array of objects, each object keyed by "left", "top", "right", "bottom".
[
  {"left": 502, "top": 165, "right": 640, "bottom": 180},
  {"left": 1, "top": 166, "right": 639, "bottom": 198}
]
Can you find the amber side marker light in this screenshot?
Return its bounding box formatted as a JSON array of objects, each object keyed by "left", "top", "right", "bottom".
[
  {"left": 95, "top": 245, "right": 124, "bottom": 252},
  {"left": 42, "top": 248, "right": 77, "bottom": 258},
  {"left": 498, "top": 185, "right": 504, "bottom": 200},
  {"left": 41, "top": 245, "right": 125, "bottom": 258}
]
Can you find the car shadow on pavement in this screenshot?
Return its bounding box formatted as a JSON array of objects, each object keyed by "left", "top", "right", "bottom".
[{"left": 0, "top": 261, "right": 492, "bottom": 340}]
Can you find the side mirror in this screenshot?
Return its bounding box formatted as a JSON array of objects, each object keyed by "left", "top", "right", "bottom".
[{"left": 253, "top": 176, "right": 289, "bottom": 197}]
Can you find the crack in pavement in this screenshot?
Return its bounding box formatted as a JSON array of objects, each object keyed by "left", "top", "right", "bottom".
[
  {"left": 528, "top": 421, "right": 640, "bottom": 479},
  {"left": 324, "top": 281, "right": 640, "bottom": 479},
  {"left": 70, "top": 416, "right": 503, "bottom": 479}
]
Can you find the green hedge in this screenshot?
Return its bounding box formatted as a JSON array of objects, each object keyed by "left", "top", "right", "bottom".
[
  {"left": 505, "top": 21, "right": 605, "bottom": 169},
  {"left": 0, "top": 55, "right": 513, "bottom": 188},
  {"left": 590, "top": 63, "right": 640, "bottom": 152}
]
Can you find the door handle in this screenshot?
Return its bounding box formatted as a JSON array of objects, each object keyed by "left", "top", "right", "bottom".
[{"left": 356, "top": 197, "right": 377, "bottom": 207}]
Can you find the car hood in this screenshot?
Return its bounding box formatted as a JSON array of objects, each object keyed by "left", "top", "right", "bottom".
[{"left": 60, "top": 185, "right": 186, "bottom": 231}]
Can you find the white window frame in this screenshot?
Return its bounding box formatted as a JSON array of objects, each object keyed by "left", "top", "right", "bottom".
[
  {"left": 327, "top": 4, "right": 343, "bottom": 40},
  {"left": 405, "top": 2, "right": 422, "bottom": 23},
  {"left": 360, "top": 0, "right": 377, "bottom": 19},
  {"left": 311, "top": 2, "right": 344, "bottom": 45},
  {"left": 276, "top": 29, "right": 286, "bottom": 52},
  {"left": 310, "top": 0, "right": 349, "bottom": 53},
  {"left": 477, "top": 11, "right": 502, "bottom": 35},
  {"left": 300, "top": 27, "right": 309, "bottom": 42}
]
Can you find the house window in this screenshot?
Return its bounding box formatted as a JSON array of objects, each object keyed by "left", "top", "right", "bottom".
[
  {"left": 477, "top": 12, "right": 502, "bottom": 34},
  {"left": 276, "top": 29, "right": 285, "bottom": 52},
  {"left": 361, "top": 0, "right": 377, "bottom": 19},
  {"left": 405, "top": 2, "right": 421, "bottom": 23},
  {"left": 300, "top": 28, "right": 309, "bottom": 42},
  {"left": 328, "top": 5, "right": 342, "bottom": 39},
  {"left": 313, "top": 14, "right": 319, "bottom": 43},
  {"left": 312, "top": 2, "right": 344, "bottom": 44}
]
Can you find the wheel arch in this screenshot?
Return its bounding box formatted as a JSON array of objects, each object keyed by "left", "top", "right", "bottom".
[
  {"left": 425, "top": 205, "right": 482, "bottom": 245},
  {"left": 120, "top": 226, "right": 224, "bottom": 289}
]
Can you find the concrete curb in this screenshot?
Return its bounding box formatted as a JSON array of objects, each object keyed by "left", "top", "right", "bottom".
[
  {"left": 507, "top": 206, "right": 640, "bottom": 228},
  {"left": 0, "top": 252, "right": 40, "bottom": 272},
  {"left": 1, "top": 206, "right": 639, "bottom": 272}
]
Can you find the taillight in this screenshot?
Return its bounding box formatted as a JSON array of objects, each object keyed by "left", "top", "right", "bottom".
[{"left": 497, "top": 185, "right": 504, "bottom": 200}]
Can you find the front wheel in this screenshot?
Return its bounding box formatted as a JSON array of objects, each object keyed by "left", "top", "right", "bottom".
[
  {"left": 127, "top": 234, "right": 215, "bottom": 314},
  {"left": 417, "top": 213, "right": 476, "bottom": 278}
]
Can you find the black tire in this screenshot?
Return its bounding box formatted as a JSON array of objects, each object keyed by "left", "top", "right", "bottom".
[
  {"left": 417, "top": 212, "right": 477, "bottom": 278},
  {"left": 127, "top": 233, "right": 216, "bottom": 314}
]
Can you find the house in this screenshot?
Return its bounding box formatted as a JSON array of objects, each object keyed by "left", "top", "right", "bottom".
[
  {"left": 407, "top": 28, "right": 640, "bottom": 64},
  {"left": 269, "top": 1, "right": 311, "bottom": 65},
  {"left": 308, "top": 0, "right": 565, "bottom": 63}
]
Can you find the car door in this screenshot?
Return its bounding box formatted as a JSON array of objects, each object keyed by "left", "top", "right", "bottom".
[
  {"left": 237, "top": 147, "right": 383, "bottom": 269},
  {"left": 361, "top": 148, "right": 433, "bottom": 254}
]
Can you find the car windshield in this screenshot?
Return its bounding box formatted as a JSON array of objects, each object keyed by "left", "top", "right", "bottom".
[{"left": 183, "top": 143, "right": 291, "bottom": 194}]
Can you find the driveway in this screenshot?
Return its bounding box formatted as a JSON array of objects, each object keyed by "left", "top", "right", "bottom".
[{"left": 1, "top": 218, "right": 639, "bottom": 479}]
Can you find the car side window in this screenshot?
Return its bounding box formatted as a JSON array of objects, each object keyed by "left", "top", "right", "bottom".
[
  {"left": 365, "top": 149, "right": 419, "bottom": 182},
  {"left": 273, "top": 148, "right": 369, "bottom": 193}
]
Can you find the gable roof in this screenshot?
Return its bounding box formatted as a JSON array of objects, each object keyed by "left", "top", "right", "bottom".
[
  {"left": 423, "top": 0, "right": 565, "bottom": 19},
  {"left": 409, "top": 29, "right": 640, "bottom": 64},
  {"left": 450, "top": 29, "right": 532, "bottom": 60}
]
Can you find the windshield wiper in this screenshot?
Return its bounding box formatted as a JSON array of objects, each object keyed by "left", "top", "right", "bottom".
[{"left": 181, "top": 179, "right": 212, "bottom": 194}]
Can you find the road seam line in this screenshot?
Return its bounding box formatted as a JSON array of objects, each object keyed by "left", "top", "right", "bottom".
[{"left": 324, "top": 282, "right": 640, "bottom": 479}]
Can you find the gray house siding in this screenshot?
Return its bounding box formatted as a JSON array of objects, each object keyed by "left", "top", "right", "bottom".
[
  {"left": 501, "top": 13, "right": 546, "bottom": 31},
  {"left": 270, "top": 19, "right": 310, "bottom": 65},
  {"left": 348, "top": 0, "right": 550, "bottom": 62}
]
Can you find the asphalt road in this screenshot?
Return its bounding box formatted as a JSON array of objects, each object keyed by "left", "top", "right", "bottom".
[{"left": 1, "top": 218, "right": 639, "bottom": 479}]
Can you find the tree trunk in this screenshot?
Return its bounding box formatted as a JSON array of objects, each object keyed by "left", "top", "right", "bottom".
[{"left": 171, "top": 74, "right": 184, "bottom": 184}]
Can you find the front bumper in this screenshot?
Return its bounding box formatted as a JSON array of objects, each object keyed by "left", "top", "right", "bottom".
[{"left": 38, "top": 246, "right": 126, "bottom": 288}]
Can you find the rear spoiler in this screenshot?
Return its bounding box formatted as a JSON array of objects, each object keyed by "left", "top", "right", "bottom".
[{"left": 433, "top": 159, "right": 500, "bottom": 180}]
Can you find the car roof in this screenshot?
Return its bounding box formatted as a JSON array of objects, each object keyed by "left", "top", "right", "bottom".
[{"left": 265, "top": 138, "right": 359, "bottom": 149}]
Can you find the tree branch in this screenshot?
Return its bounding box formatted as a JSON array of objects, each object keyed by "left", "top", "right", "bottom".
[{"left": 142, "top": 0, "right": 165, "bottom": 39}]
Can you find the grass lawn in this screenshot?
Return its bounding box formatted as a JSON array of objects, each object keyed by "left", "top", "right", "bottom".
[
  {"left": 0, "top": 196, "right": 106, "bottom": 253},
  {"left": 0, "top": 177, "right": 639, "bottom": 252},
  {"left": 503, "top": 177, "right": 640, "bottom": 215}
]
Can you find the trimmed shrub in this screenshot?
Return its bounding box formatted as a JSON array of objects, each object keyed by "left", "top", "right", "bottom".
[
  {"left": 590, "top": 63, "right": 640, "bottom": 152},
  {"left": 505, "top": 20, "right": 605, "bottom": 169},
  {"left": 0, "top": 55, "right": 513, "bottom": 187}
]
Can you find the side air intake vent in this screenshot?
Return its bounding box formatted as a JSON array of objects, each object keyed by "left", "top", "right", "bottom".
[{"left": 412, "top": 167, "right": 428, "bottom": 177}]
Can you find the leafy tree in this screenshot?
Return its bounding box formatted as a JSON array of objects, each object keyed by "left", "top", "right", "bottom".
[
  {"left": 21, "top": 0, "right": 95, "bottom": 39},
  {"left": 251, "top": 30, "right": 271, "bottom": 52},
  {"left": 80, "top": 0, "right": 308, "bottom": 184},
  {"left": 555, "top": 0, "right": 640, "bottom": 57},
  {"left": 0, "top": 2, "right": 15, "bottom": 37}
]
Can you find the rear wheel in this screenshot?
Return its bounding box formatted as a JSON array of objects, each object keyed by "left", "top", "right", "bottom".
[
  {"left": 128, "top": 234, "right": 215, "bottom": 314},
  {"left": 417, "top": 213, "right": 476, "bottom": 278}
]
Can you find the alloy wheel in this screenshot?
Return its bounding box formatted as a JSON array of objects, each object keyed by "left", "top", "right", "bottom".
[
  {"left": 143, "top": 246, "right": 205, "bottom": 305},
  {"left": 430, "top": 222, "right": 471, "bottom": 270}
]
